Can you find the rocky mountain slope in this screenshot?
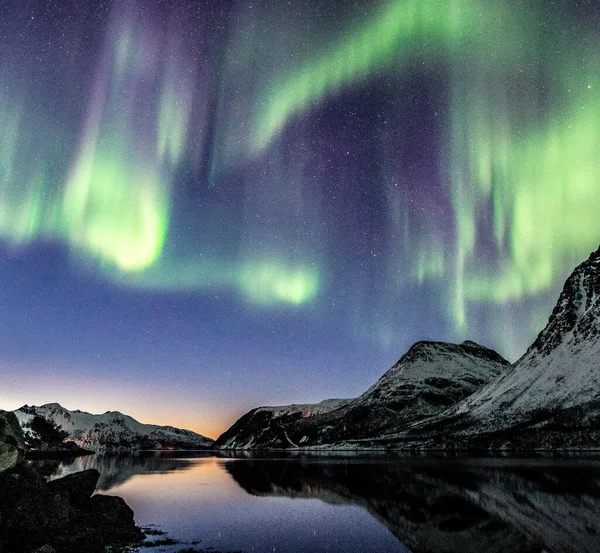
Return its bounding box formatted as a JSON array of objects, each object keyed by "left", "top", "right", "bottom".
[
  {"left": 215, "top": 399, "right": 352, "bottom": 449},
  {"left": 14, "top": 403, "right": 214, "bottom": 452},
  {"left": 216, "top": 341, "right": 509, "bottom": 449},
  {"left": 379, "top": 246, "right": 600, "bottom": 449},
  {"left": 463, "top": 246, "right": 600, "bottom": 425}
]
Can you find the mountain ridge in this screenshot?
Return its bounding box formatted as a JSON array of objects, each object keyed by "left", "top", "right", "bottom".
[
  {"left": 216, "top": 339, "right": 510, "bottom": 449},
  {"left": 217, "top": 245, "right": 600, "bottom": 450}
]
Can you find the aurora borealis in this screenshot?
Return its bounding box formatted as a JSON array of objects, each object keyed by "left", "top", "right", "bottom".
[{"left": 1, "top": 0, "right": 599, "bottom": 436}]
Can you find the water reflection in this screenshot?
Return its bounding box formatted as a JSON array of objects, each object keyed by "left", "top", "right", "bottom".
[
  {"left": 224, "top": 455, "right": 600, "bottom": 553},
  {"left": 45, "top": 453, "right": 600, "bottom": 553},
  {"left": 41, "top": 451, "right": 211, "bottom": 490}
]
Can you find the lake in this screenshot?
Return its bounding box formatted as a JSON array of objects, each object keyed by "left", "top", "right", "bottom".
[{"left": 42, "top": 451, "right": 600, "bottom": 553}]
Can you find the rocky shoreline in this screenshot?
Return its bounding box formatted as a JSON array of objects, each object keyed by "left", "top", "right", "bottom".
[{"left": 0, "top": 410, "right": 144, "bottom": 553}]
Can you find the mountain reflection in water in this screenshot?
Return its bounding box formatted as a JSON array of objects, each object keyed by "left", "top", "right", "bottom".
[
  {"left": 45, "top": 453, "right": 600, "bottom": 553},
  {"left": 42, "top": 450, "right": 207, "bottom": 489},
  {"left": 224, "top": 455, "right": 600, "bottom": 553}
]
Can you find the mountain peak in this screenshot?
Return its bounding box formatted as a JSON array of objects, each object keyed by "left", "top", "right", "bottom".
[
  {"left": 522, "top": 245, "right": 600, "bottom": 360},
  {"left": 40, "top": 402, "right": 64, "bottom": 410},
  {"left": 588, "top": 244, "right": 600, "bottom": 262},
  {"left": 397, "top": 340, "right": 509, "bottom": 368},
  {"left": 460, "top": 340, "right": 481, "bottom": 347},
  {"left": 401, "top": 340, "right": 455, "bottom": 360}
]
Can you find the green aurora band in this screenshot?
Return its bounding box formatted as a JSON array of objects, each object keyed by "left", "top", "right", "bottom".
[
  {"left": 253, "top": 0, "right": 527, "bottom": 152},
  {"left": 1, "top": 0, "right": 599, "bottom": 326},
  {"left": 0, "top": 6, "right": 321, "bottom": 307},
  {"left": 250, "top": 0, "right": 600, "bottom": 327}
]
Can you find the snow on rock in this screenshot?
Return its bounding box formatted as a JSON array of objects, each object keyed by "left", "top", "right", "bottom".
[{"left": 14, "top": 403, "right": 214, "bottom": 451}]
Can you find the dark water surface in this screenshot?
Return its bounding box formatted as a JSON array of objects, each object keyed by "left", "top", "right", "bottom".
[{"left": 45, "top": 452, "right": 600, "bottom": 553}]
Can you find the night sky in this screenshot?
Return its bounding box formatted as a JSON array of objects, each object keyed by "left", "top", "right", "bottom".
[{"left": 1, "top": 0, "right": 599, "bottom": 438}]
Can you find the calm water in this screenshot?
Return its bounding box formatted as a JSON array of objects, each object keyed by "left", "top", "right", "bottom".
[{"left": 42, "top": 452, "right": 600, "bottom": 553}]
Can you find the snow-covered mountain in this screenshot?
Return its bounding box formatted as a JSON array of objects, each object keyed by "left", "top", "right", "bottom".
[
  {"left": 392, "top": 245, "right": 600, "bottom": 449},
  {"left": 466, "top": 246, "right": 600, "bottom": 423},
  {"left": 216, "top": 340, "right": 509, "bottom": 449},
  {"left": 218, "top": 246, "right": 600, "bottom": 450},
  {"left": 350, "top": 340, "right": 508, "bottom": 419},
  {"left": 14, "top": 403, "right": 214, "bottom": 451}
]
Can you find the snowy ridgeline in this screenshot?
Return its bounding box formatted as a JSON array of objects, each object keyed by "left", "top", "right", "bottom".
[
  {"left": 217, "top": 246, "right": 600, "bottom": 450},
  {"left": 14, "top": 403, "right": 214, "bottom": 452},
  {"left": 18, "top": 247, "right": 600, "bottom": 451}
]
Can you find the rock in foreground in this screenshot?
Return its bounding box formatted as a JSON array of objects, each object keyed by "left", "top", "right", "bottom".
[
  {"left": 0, "top": 410, "right": 25, "bottom": 471},
  {"left": 0, "top": 465, "right": 143, "bottom": 553},
  {"left": 0, "top": 411, "right": 144, "bottom": 553}
]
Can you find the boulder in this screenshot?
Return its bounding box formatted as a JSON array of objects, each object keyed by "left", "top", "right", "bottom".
[
  {"left": 46, "top": 469, "right": 99, "bottom": 506},
  {"left": 0, "top": 411, "right": 25, "bottom": 472},
  {"left": 0, "top": 464, "right": 143, "bottom": 552},
  {"left": 0, "top": 464, "right": 70, "bottom": 552},
  {"left": 0, "top": 441, "right": 20, "bottom": 473},
  {"left": 52, "top": 494, "right": 143, "bottom": 553},
  {"left": 88, "top": 494, "right": 141, "bottom": 541},
  {"left": 0, "top": 410, "right": 25, "bottom": 450}
]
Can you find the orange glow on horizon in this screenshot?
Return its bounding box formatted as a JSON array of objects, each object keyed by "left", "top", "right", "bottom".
[{"left": 0, "top": 361, "right": 246, "bottom": 440}]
